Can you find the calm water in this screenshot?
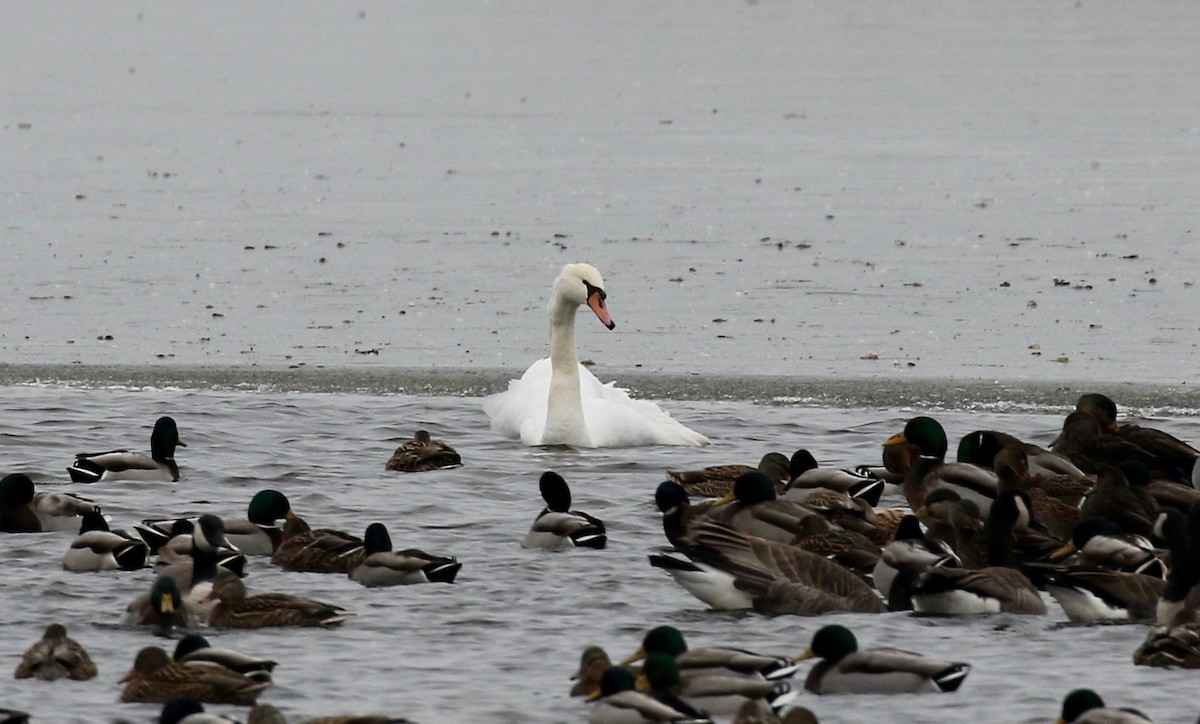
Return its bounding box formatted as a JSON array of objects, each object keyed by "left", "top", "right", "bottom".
[{"left": 1, "top": 381, "right": 1199, "bottom": 723}]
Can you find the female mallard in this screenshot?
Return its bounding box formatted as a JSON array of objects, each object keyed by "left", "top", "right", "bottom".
[
  {"left": 796, "top": 624, "right": 969, "bottom": 694},
  {"left": 570, "top": 646, "right": 616, "bottom": 698},
  {"left": 649, "top": 520, "right": 886, "bottom": 615},
  {"left": 62, "top": 510, "right": 148, "bottom": 571},
  {"left": 137, "top": 490, "right": 293, "bottom": 557},
  {"left": 586, "top": 665, "right": 713, "bottom": 724},
  {"left": 173, "top": 634, "right": 277, "bottom": 683},
  {"left": 884, "top": 417, "right": 999, "bottom": 515},
  {"left": 1073, "top": 392, "right": 1200, "bottom": 484},
  {"left": 1056, "top": 688, "right": 1152, "bottom": 723},
  {"left": 122, "top": 574, "right": 194, "bottom": 630},
  {"left": 13, "top": 623, "right": 97, "bottom": 681},
  {"left": 522, "top": 471, "right": 606, "bottom": 550},
  {"left": 622, "top": 625, "right": 798, "bottom": 682},
  {"left": 67, "top": 415, "right": 186, "bottom": 483},
  {"left": 1133, "top": 608, "right": 1200, "bottom": 668},
  {"left": 349, "top": 523, "right": 462, "bottom": 586},
  {"left": 640, "top": 652, "right": 794, "bottom": 719},
  {"left": 205, "top": 570, "right": 350, "bottom": 628},
  {"left": 1079, "top": 464, "right": 1159, "bottom": 537},
  {"left": 119, "top": 645, "right": 269, "bottom": 705},
  {"left": 909, "top": 490, "right": 1047, "bottom": 615},
  {"left": 270, "top": 516, "right": 364, "bottom": 573},
  {"left": 384, "top": 430, "right": 462, "bottom": 472},
  {"left": 1052, "top": 411, "right": 1163, "bottom": 479},
  {"left": 666, "top": 452, "right": 791, "bottom": 499},
  {"left": 0, "top": 473, "right": 100, "bottom": 533},
  {"left": 706, "top": 472, "right": 817, "bottom": 544}
]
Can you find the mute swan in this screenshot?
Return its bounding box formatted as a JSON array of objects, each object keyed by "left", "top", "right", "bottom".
[{"left": 483, "top": 263, "right": 709, "bottom": 448}]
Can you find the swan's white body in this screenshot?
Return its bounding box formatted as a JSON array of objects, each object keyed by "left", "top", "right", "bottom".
[{"left": 484, "top": 264, "right": 709, "bottom": 448}]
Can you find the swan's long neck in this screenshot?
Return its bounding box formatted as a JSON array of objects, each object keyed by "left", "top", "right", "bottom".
[{"left": 543, "top": 294, "right": 590, "bottom": 445}]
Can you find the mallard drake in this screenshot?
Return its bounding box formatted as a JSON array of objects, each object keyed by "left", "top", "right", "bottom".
[
  {"left": 522, "top": 471, "right": 606, "bottom": 549},
  {"left": 784, "top": 450, "right": 886, "bottom": 506},
  {"left": 704, "top": 472, "right": 816, "bottom": 544},
  {"left": 385, "top": 430, "right": 462, "bottom": 472},
  {"left": 884, "top": 417, "right": 999, "bottom": 515},
  {"left": 1074, "top": 393, "right": 1200, "bottom": 483},
  {"left": 173, "top": 634, "right": 277, "bottom": 684},
  {"left": 0, "top": 473, "right": 100, "bottom": 533},
  {"left": 910, "top": 490, "right": 1047, "bottom": 615},
  {"left": 136, "top": 490, "right": 294, "bottom": 558},
  {"left": 957, "top": 429, "right": 1085, "bottom": 478},
  {"left": 119, "top": 645, "right": 269, "bottom": 705},
  {"left": 1056, "top": 688, "right": 1152, "bottom": 723},
  {"left": 159, "top": 698, "right": 243, "bottom": 724},
  {"left": 205, "top": 570, "right": 350, "bottom": 628},
  {"left": 13, "top": 623, "right": 97, "bottom": 681},
  {"left": 622, "top": 625, "right": 798, "bottom": 683},
  {"left": 348, "top": 522, "right": 462, "bottom": 586},
  {"left": 1050, "top": 518, "right": 1165, "bottom": 578},
  {"left": 667, "top": 453, "right": 791, "bottom": 499},
  {"left": 586, "top": 665, "right": 713, "bottom": 724},
  {"left": 62, "top": 510, "right": 148, "bottom": 571},
  {"left": 155, "top": 515, "right": 239, "bottom": 598},
  {"left": 649, "top": 521, "right": 886, "bottom": 615},
  {"left": 873, "top": 515, "right": 961, "bottom": 610},
  {"left": 1133, "top": 608, "right": 1200, "bottom": 668},
  {"left": 571, "top": 646, "right": 616, "bottom": 698},
  {"left": 149, "top": 518, "right": 248, "bottom": 582},
  {"left": 122, "top": 574, "right": 194, "bottom": 630},
  {"left": 795, "top": 624, "right": 969, "bottom": 694},
  {"left": 639, "top": 652, "right": 794, "bottom": 719},
  {"left": 1080, "top": 464, "right": 1159, "bottom": 537},
  {"left": 67, "top": 415, "right": 186, "bottom": 483},
  {"left": 270, "top": 516, "right": 364, "bottom": 574}
]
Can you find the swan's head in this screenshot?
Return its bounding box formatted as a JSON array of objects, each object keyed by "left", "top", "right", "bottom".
[{"left": 555, "top": 263, "right": 615, "bottom": 330}]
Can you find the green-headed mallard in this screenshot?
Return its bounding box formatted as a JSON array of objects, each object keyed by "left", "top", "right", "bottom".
[
  {"left": 119, "top": 645, "right": 268, "bottom": 705},
  {"left": 173, "top": 634, "right": 277, "bottom": 684},
  {"left": 67, "top": 415, "right": 186, "bottom": 483},
  {"left": 0, "top": 473, "right": 100, "bottom": 533},
  {"left": 62, "top": 510, "right": 148, "bottom": 571},
  {"left": 796, "top": 624, "right": 969, "bottom": 694},
  {"left": 622, "top": 625, "right": 798, "bottom": 683},
  {"left": 910, "top": 489, "right": 1047, "bottom": 615},
  {"left": 135, "top": 489, "right": 293, "bottom": 557},
  {"left": 13, "top": 623, "right": 97, "bottom": 681},
  {"left": 639, "top": 652, "right": 793, "bottom": 719},
  {"left": 649, "top": 521, "right": 886, "bottom": 615},
  {"left": 705, "top": 472, "right": 816, "bottom": 544},
  {"left": 666, "top": 452, "right": 790, "bottom": 499},
  {"left": 155, "top": 515, "right": 238, "bottom": 599},
  {"left": 349, "top": 523, "right": 461, "bottom": 586},
  {"left": 586, "top": 665, "right": 713, "bottom": 724},
  {"left": 784, "top": 449, "right": 886, "bottom": 507},
  {"left": 205, "top": 570, "right": 350, "bottom": 628},
  {"left": 270, "top": 516, "right": 365, "bottom": 574},
  {"left": 1050, "top": 518, "right": 1164, "bottom": 578},
  {"left": 884, "top": 417, "right": 999, "bottom": 515},
  {"left": 385, "top": 430, "right": 462, "bottom": 472},
  {"left": 122, "top": 574, "right": 194, "bottom": 630},
  {"left": 522, "top": 471, "right": 606, "bottom": 550},
  {"left": 1056, "top": 688, "right": 1152, "bottom": 723},
  {"left": 957, "top": 429, "right": 1085, "bottom": 478}
]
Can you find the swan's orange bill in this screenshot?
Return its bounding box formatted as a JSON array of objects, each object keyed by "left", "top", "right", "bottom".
[{"left": 588, "top": 292, "right": 615, "bottom": 330}]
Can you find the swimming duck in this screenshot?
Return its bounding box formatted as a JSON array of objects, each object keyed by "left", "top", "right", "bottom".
[
  {"left": 586, "top": 665, "right": 713, "bottom": 724},
  {"left": 205, "top": 569, "right": 350, "bottom": 628},
  {"left": 13, "top": 623, "right": 97, "bottom": 681},
  {"left": 784, "top": 449, "right": 886, "bottom": 506},
  {"left": 795, "top": 624, "right": 969, "bottom": 694},
  {"left": 1073, "top": 392, "right": 1200, "bottom": 484},
  {"left": 136, "top": 490, "right": 294, "bottom": 557},
  {"left": 1056, "top": 688, "right": 1152, "bottom": 723},
  {"left": 67, "top": 415, "right": 186, "bottom": 483},
  {"left": 159, "top": 698, "right": 243, "bottom": 724},
  {"left": 173, "top": 634, "right": 277, "bottom": 684},
  {"left": 483, "top": 263, "right": 710, "bottom": 448},
  {"left": 705, "top": 472, "right": 817, "bottom": 544},
  {"left": 62, "top": 510, "right": 148, "bottom": 571},
  {"left": 639, "top": 652, "right": 794, "bottom": 719},
  {"left": 522, "top": 471, "right": 607, "bottom": 550},
  {"left": 884, "top": 417, "right": 999, "bottom": 515},
  {"left": 873, "top": 515, "right": 961, "bottom": 609},
  {"left": 384, "top": 430, "right": 463, "bottom": 472},
  {"left": 0, "top": 473, "right": 100, "bottom": 533},
  {"left": 622, "top": 625, "right": 799, "bottom": 683},
  {"left": 122, "top": 574, "right": 195, "bottom": 630},
  {"left": 1050, "top": 518, "right": 1165, "bottom": 578},
  {"left": 348, "top": 522, "right": 462, "bottom": 586},
  {"left": 571, "top": 646, "right": 617, "bottom": 698},
  {"left": 666, "top": 453, "right": 791, "bottom": 499},
  {"left": 155, "top": 515, "right": 239, "bottom": 598},
  {"left": 910, "top": 489, "right": 1047, "bottom": 615},
  {"left": 649, "top": 520, "right": 886, "bottom": 614},
  {"left": 270, "top": 516, "right": 364, "bottom": 573},
  {"left": 149, "top": 518, "right": 248, "bottom": 582},
  {"left": 119, "top": 645, "right": 269, "bottom": 705}
]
